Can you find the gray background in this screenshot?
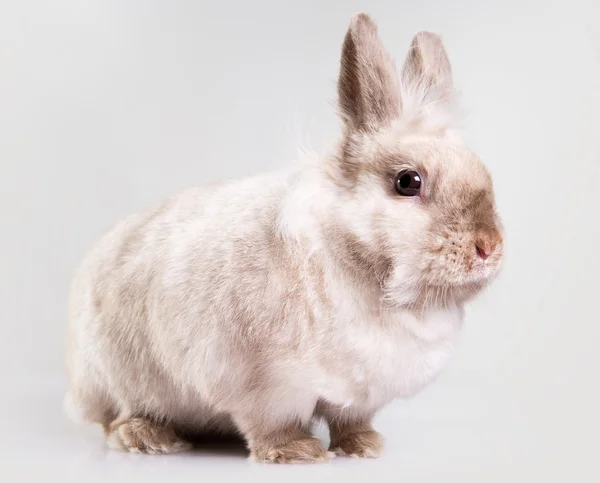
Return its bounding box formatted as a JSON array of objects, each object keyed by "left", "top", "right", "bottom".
[{"left": 1, "top": 0, "right": 599, "bottom": 481}]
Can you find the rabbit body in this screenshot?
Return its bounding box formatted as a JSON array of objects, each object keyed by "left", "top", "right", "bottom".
[
  {"left": 66, "top": 13, "right": 503, "bottom": 462},
  {"left": 67, "top": 170, "right": 462, "bottom": 431}
]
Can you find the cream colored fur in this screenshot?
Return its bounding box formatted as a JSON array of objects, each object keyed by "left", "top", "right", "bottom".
[{"left": 65, "top": 13, "right": 503, "bottom": 463}]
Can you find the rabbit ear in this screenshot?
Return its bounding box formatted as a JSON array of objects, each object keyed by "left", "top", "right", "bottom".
[
  {"left": 338, "top": 13, "right": 401, "bottom": 132},
  {"left": 401, "top": 31, "right": 453, "bottom": 101}
]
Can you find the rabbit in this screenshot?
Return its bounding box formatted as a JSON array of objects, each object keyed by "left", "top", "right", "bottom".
[{"left": 65, "top": 12, "right": 504, "bottom": 463}]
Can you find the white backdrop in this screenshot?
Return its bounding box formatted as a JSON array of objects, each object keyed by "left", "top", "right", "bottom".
[{"left": 1, "top": 0, "right": 599, "bottom": 481}]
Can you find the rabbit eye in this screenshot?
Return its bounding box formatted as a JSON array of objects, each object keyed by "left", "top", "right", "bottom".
[{"left": 395, "top": 170, "right": 422, "bottom": 196}]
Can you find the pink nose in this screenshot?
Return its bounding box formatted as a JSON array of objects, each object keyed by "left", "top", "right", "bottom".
[
  {"left": 475, "top": 230, "right": 502, "bottom": 261},
  {"left": 475, "top": 243, "right": 491, "bottom": 260}
]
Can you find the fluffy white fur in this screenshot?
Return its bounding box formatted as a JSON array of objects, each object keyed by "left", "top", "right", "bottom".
[{"left": 65, "top": 13, "right": 503, "bottom": 463}]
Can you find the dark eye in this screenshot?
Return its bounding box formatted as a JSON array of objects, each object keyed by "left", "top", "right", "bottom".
[{"left": 395, "top": 170, "right": 422, "bottom": 196}]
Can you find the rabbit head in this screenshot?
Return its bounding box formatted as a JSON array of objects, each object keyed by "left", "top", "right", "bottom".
[{"left": 322, "top": 14, "right": 504, "bottom": 307}]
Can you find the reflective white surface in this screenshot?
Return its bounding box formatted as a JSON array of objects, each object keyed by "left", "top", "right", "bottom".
[{"left": 1, "top": 373, "right": 583, "bottom": 482}]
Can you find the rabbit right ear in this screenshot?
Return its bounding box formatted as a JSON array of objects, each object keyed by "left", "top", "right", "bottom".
[
  {"left": 401, "top": 31, "right": 454, "bottom": 103},
  {"left": 337, "top": 13, "right": 401, "bottom": 132}
]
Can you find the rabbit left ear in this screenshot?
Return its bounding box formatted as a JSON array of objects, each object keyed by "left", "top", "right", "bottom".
[{"left": 337, "top": 13, "right": 401, "bottom": 132}]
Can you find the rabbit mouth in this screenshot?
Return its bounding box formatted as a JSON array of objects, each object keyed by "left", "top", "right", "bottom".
[
  {"left": 421, "top": 237, "right": 504, "bottom": 290},
  {"left": 408, "top": 260, "right": 502, "bottom": 307},
  {"left": 454, "top": 260, "right": 503, "bottom": 289}
]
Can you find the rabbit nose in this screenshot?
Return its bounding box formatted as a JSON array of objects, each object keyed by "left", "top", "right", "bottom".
[
  {"left": 475, "top": 234, "right": 498, "bottom": 260},
  {"left": 475, "top": 243, "right": 491, "bottom": 260}
]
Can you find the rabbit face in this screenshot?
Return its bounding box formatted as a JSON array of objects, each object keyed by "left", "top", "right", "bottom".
[{"left": 324, "top": 15, "right": 503, "bottom": 307}]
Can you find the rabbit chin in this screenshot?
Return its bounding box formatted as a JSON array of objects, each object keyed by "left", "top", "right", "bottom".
[
  {"left": 385, "top": 281, "right": 487, "bottom": 310},
  {"left": 383, "top": 266, "right": 498, "bottom": 309}
]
